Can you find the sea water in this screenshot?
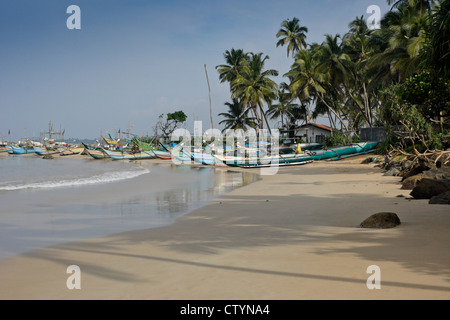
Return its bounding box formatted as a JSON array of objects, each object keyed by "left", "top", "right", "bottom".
[{"left": 0, "top": 154, "right": 258, "bottom": 259}]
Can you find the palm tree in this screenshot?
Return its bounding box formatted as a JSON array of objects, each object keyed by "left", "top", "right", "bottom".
[
  {"left": 276, "top": 18, "right": 308, "bottom": 58},
  {"left": 342, "top": 16, "right": 382, "bottom": 127},
  {"left": 315, "top": 34, "right": 352, "bottom": 88},
  {"left": 231, "top": 52, "right": 279, "bottom": 130},
  {"left": 218, "top": 98, "right": 256, "bottom": 131},
  {"left": 266, "top": 87, "right": 298, "bottom": 131},
  {"left": 387, "top": 0, "right": 436, "bottom": 13},
  {"left": 369, "top": 3, "right": 429, "bottom": 82},
  {"left": 425, "top": 0, "right": 450, "bottom": 78},
  {"left": 215, "top": 49, "right": 249, "bottom": 87},
  {"left": 285, "top": 47, "right": 350, "bottom": 133},
  {"left": 312, "top": 36, "right": 353, "bottom": 130}
]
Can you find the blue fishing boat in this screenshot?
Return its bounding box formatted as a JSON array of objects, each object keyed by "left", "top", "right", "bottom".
[
  {"left": 307, "top": 141, "right": 379, "bottom": 161},
  {"left": 213, "top": 141, "right": 379, "bottom": 168},
  {"left": 33, "top": 147, "right": 47, "bottom": 155},
  {"left": 180, "top": 149, "right": 228, "bottom": 166},
  {"left": 10, "top": 146, "right": 37, "bottom": 154}
]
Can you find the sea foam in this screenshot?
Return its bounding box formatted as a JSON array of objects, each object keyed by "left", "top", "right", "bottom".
[{"left": 0, "top": 168, "right": 150, "bottom": 191}]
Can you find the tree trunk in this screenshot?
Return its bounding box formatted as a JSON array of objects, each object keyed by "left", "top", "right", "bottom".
[{"left": 318, "top": 94, "right": 349, "bottom": 132}]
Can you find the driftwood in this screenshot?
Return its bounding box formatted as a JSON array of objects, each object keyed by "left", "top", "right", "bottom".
[
  {"left": 388, "top": 121, "right": 450, "bottom": 169},
  {"left": 391, "top": 147, "right": 450, "bottom": 168}
]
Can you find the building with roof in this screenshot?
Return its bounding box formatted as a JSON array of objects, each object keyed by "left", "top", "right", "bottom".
[{"left": 294, "top": 123, "right": 332, "bottom": 143}]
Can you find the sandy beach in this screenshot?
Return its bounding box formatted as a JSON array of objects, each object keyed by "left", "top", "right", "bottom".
[{"left": 0, "top": 154, "right": 449, "bottom": 300}]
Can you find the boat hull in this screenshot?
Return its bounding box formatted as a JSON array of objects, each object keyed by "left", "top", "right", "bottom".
[
  {"left": 103, "top": 149, "right": 155, "bottom": 160},
  {"left": 153, "top": 150, "right": 173, "bottom": 160},
  {"left": 214, "top": 141, "right": 379, "bottom": 167},
  {"left": 308, "top": 141, "right": 379, "bottom": 160},
  {"left": 86, "top": 149, "right": 108, "bottom": 159},
  {"left": 33, "top": 147, "right": 47, "bottom": 155},
  {"left": 10, "top": 146, "right": 37, "bottom": 154}
]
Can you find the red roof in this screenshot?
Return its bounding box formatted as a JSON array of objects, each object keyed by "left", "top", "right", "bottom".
[{"left": 300, "top": 123, "right": 332, "bottom": 131}]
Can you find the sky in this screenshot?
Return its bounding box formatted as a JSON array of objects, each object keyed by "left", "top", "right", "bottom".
[{"left": 0, "top": 0, "right": 392, "bottom": 141}]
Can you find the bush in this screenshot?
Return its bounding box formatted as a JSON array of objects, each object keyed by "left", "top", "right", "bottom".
[
  {"left": 323, "top": 131, "right": 352, "bottom": 148},
  {"left": 374, "top": 134, "right": 399, "bottom": 155}
]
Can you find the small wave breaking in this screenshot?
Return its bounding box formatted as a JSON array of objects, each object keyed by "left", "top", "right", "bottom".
[{"left": 0, "top": 168, "right": 150, "bottom": 191}]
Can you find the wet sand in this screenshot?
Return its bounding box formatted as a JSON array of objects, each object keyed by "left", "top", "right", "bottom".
[{"left": 0, "top": 154, "right": 449, "bottom": 300}]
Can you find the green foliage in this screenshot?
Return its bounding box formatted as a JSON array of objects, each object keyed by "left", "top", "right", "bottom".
[
  {"left": 218, "top": 98, "right": 257, "bottom": 131},
  {"left": 374, "top": 134, "right": 399, "bottom": 155},
  {"left": 323, "top": 131, "right": 352, "bottom": 147},
  {"left": 167, "top": 111, "right": 187, "bottom": 123},
  {"left": 397, "top": 70, "right": 450, "bottom": 118},
  {"left": 154, "top": 110, "right": 188, "bottom": 138}
]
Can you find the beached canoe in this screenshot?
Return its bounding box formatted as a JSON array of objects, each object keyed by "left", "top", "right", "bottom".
[
  {"left": 82, "top": 143, "right": 108, "bottom": 159},
  {"left": 9, "top": 146, "right": 37, "bottom": 154},
  {"left": 0, "top": 146, "right": 12, "bottom": 153},
  {"left": 307, "top": 141, "right": 379, "bottom": 161},
  {"left": 180, "top": 149, "right": 228, "bottom": 166},
  {"left": 214, "top": 151, "right": 312, "bottom": 167},
  {"left": 152, "top": 149, "right": 173, "bottom": 160},
  {"left": 85, "top": 148, "right": 108, "bottom": 159},
  {"left": 213, "top": 141, "right": 379, "bottom": 167},
  {"left": 103, "top": 149, "right": 156, "bottom": 160},
  {"left": 33, "top": 147, "right": 48, "bottom": 155}
]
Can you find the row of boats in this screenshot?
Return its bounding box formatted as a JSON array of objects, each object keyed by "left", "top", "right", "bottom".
[
  {"left": 2, "top": 136, "right": 380, "bottom": 168},
  {"left": 81, "top": 138, "right": 380, "bottom": 168},
  {"left": 1, "top": 143, "right": 72, "bottom": 156}
]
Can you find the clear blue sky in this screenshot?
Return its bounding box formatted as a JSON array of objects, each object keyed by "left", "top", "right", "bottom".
[{"left": 0, "top": 0, "right": 391, "bottom": 140}]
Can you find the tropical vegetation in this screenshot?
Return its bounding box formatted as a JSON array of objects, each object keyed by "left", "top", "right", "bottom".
[{"left": 216, "top": 0, "right": 449, "bottom": 153}]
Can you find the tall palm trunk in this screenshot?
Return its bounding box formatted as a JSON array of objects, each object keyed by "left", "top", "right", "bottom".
[{"left": 317, "top": 93, "right": 349, "bottom": 132}]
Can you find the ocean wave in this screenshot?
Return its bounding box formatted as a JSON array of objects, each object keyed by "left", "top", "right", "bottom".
[{"left": 0, "top": 168, "right": 150, "bottom": 191}]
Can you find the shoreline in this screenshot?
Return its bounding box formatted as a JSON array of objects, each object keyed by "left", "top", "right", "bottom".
[
  {"left": 0, "top": 154, "right": 258, "bottom": 260},
  {"left": 0, "top": 154, "right": 449, "bottom": 299}
]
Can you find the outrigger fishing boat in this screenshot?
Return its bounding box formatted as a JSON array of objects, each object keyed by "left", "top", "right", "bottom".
[
  {"left": 9, "top": 145, "right": 37, "bottom": 154},
  {"left": 102, "top": 148, "right": 156, "bottom": 160},
  {"left": 175, "top": 147, "right": 228, "bottom": 166},
  {"left": 212, "top": 141, "right": 379, "bottom": 168},
  {"left": 306, "top": 141, "right": 379, "bottom": 161},
  {"left": 102, "top": 134, "right": 128, "bottom": 147},
  {"left": 0, "top": 146, "right": 11, "bottom": 153},
  {"left": 82, "top": 143, "right": 108, "bottom": 159}
]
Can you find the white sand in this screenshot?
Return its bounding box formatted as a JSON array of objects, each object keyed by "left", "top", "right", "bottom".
[{"left": 0, "top": 155, "right": 449, "bottom": 300}]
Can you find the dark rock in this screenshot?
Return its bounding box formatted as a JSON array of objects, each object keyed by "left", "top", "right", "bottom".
[
  {"left": 359, "top": 212, "right": 401, "bottom": 229},
  {"left": 410, "top": 178, "right": 450, "bottom": 199},
  {"left": 401, "top": 160, "right": 413, "bottom": 171},
  {"left": 401, "top": 159, "right": 433, "bottom": 180},
  {"left": 422, "top": 169, "right": 449, "bottom": 180},
  {"left": 401, "top": 173, "right": 423, "bottom": 190},
  {"left": 361, "top": 157, "right": 380, "bottom": 164},
  {"left": 429, "top": 191, "right": 450, "bottom": 205},
  {"left": 42, "top": 154, "right": 54, "bottom": 159},
  {"left": 384, "top": 168, "right": 401, "bottom": 176}
]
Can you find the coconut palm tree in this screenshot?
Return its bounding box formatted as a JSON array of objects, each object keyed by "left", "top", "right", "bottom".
[
  {"left": 218, "top": 98, "right": 257, "bottom": 131},
  {"left": 387, "top": 0, "right": 436, "bottom": 13},
  {"left": 231, "top": 52, "right": 279, "bottom": 130},
  {"left": 285, "top": 47, "right": 350, "bottom": 133},
  {"left": 312, "top": 36, "right": 355, "bottom": 131},
  {"left": 276, "top": 18, "right": 309, "bottom": 58},
  {"left": 215, "top": 49, "right": 249, "bottom": 87},
  {"left": 425, "top": 0, "right": 450, "bottom": 78},
  {"left": 342, "top": 16, "right": 383, "bottom": 127},
  {"left": 315, "top": 34, "right": 352, "bottom": 88},
  {"left": 266, "top": 87, "right": 298, "bottom": 131},
  {"left": 369, "top": 3, "right": 429, "bottom": 82}
]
